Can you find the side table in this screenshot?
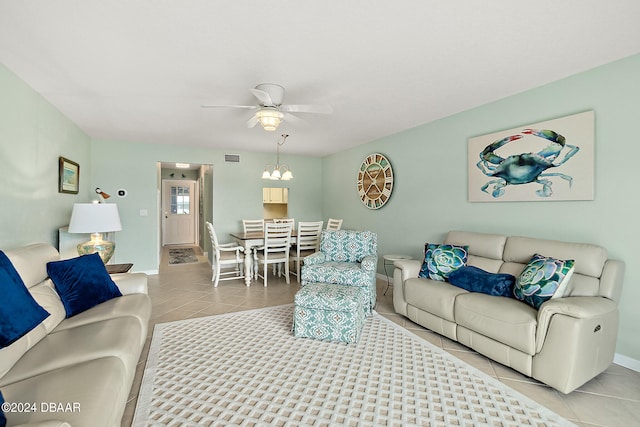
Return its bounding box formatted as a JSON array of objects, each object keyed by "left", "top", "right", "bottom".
[
  {"left": 383, "top": 254, "right": 412, "bottom": 295},
  {"left": 106, "top": 263, "right": 133, "bottom": 274}
]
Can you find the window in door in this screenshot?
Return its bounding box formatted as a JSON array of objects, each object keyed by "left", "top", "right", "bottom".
[{"left": 171, "top": 186, "right": 190, "bottom": 215}]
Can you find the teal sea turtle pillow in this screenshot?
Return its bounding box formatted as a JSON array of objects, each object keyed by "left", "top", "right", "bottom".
[
  {"left": 419, "top": 243, "right": 469, "bottom": 282},
  {"left": 514, "top": 253, "right": 575, "bottom": 309}
]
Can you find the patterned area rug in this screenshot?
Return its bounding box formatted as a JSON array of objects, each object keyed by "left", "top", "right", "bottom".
[
  {"left": 133, "top": 305, "right": 574, "bottom": 427},
  {"left": 167, "top": 248, "right": 199, "bottom": 265}
]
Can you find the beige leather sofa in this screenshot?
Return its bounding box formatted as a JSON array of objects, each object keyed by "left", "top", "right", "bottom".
[
  {"left": 0, "top": 244, "right": 152, "bottom": 426},
  {"left": 393, "top": 231, "right": 625, "bottom": 393}
]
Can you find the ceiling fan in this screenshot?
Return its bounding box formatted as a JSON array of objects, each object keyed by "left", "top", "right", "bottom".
[{"left": 201, "top": 83, "right": 332, "bottom": 131}]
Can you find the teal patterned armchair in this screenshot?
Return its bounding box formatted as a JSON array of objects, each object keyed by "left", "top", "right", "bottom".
[{"left": 301, "top": 230, "right": 378, "bottom": 313}]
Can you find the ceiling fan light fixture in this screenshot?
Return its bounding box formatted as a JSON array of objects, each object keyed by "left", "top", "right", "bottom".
[{"left": 256, "top": 107, "right": 283, "bottom": 131}]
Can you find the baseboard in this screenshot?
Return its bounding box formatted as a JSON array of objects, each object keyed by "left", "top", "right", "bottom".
[{"left": 614, "top": 353, "right": 640, "bottom": 372}]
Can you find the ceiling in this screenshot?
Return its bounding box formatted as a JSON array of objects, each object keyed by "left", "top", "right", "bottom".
[{"left": 1, "top": 1, "right": 640, "bottom": 157}]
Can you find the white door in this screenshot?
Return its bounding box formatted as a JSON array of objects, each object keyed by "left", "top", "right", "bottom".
[{"left": 162, "top": 180, "right": 197, "bottom": 245}]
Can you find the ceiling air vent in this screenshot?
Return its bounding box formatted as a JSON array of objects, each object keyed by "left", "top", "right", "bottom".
[{"left": 224, "top": 154, "right": 240, "bottom": 163}]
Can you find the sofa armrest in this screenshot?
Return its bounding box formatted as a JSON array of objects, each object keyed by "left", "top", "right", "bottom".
[
  {"left": 111, "top": 272, "right": 148, "bottom": 295},
  {"left": 393, "top": 259, "right": 421, "bottom": 281},
  {"left": 533, "top": 296, "right": 619, "bottom": 393},
  {"left": 392, "top": 260, "right": 422, "bottom": 316},
  {"left": 535, "top": 296, "right": 617, "bottom": 353},
  {"left": 303, "top": 252, "right": 326, "bottom": 265},
  {"left": 360, "top": 254, "right": 377, "bottom": 271}
]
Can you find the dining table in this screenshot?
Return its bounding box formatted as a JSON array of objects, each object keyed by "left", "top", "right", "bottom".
[{"left": 229, "top": 230, "right": 297, "bottom": 286}]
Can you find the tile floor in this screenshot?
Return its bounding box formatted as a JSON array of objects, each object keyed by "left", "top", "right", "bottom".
[{"left": 121, "top": 247, "right": 640, "bottom": 426}]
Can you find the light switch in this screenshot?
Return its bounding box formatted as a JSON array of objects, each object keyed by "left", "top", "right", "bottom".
[{"left": 140, "top": 209, "right": 148, "bottom": 217}]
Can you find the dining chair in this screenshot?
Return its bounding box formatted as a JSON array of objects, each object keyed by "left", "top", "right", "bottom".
[
  {"left": 242, "top": 219, "right": 264, "bottom": 279},
  {"left": 206, "top": 222, "right": 245, "bottom": 287},
  {"left": 274, "top": 218, "right": 295, "bottom": 227},
  {"left": 256, "top": 222, "right": 293, "bottom": 287},
  {"left": 242, "top": 219, "right": 265, "bottom": 233},
  {"left": 290, "top": 221, "right": 323, "bottom": 282},
  {"left": 273, "top": 218, "right": 295, "bottom": 275},
  {"left": 326, "top": 218, "right": 343, "bottom": 230}
]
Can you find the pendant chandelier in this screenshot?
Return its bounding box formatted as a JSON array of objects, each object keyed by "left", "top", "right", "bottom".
[{"left": 262, "top": 134, "right": 293, "bottom": 180}]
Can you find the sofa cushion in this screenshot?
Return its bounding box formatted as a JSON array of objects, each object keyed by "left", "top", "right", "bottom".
[
  {"left": 404, "top": 278, "right": 467, "bottom": 322},
  {"left": 47, "top": 253, "right": 122, "bottom": 317},
  {"left": 1, "top": 357, "right": 130, "bottom": 427},
  {"left": 448, "top": 266, "right": 515, "bottom": 297},
  {"left": 1, "top": 316, "right": 143, "bottom": 387},
  {"left": 3, "top": 243, "right": 60, "bottom": 289},
  {"left": 301, "top": 261, "right": 376, "bottom": 312},
  {"left": 0, "top": 251, "right": 50, "bottom": 348},
  {"left": 419, "top": 243, "right": 468, "bottom": 281},
  {"left": 513, "top": 254, "right": 575, "bottom": 309},
  {"left": 53, "top": 293, "right": 151, "bottom": 347},
  {"left": 455, "top": 292, "right": 538, "bottom": 355}
]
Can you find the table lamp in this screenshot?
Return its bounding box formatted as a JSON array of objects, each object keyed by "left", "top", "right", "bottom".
[{"left": 68, "top": 202, "right": 122, "bottom": 264}]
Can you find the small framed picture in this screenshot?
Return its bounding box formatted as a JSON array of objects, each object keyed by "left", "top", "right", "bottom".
[{"left": 59, "top": 156, "right": 79, "bottom": 194}]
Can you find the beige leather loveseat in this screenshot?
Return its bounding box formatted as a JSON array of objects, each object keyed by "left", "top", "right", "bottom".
[
  {"left": 1, "top": 243, "right": 151, "bottom": 426},
  {"left": 393, "top": 231, "right": 625, "bottom": 393}
]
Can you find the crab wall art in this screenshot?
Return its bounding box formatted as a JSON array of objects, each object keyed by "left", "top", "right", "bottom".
[{"left": 468, "top": 111, "right": 595, "bottom": 202}]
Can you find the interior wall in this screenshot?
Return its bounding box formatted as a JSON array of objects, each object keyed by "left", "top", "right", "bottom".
[
  {"left": 0, "top": 63, "right": 91, "bottom": 249},
  {"left": 90, "top": 139, "right": 324, "bottom": 273},
  {"left": 321, "top": 53, "right": 640, "bottom": 362}
]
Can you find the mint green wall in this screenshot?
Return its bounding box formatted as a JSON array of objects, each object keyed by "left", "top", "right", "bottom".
[
  {"left": 0, "top": 64, "right": 91, "bottom": 249},
  {"left": 322, "top": 54, "right": 640, "bottom": 361},
  {"left": 90, "top": 139, "right": 323, "bottom": 272}
]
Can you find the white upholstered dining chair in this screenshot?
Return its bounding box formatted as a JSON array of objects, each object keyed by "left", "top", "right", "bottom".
[
  {"left": 290, "top": 221, "right": 323, "bottom": 282},
  {"left": 256, "top": 222, "right": 293, "bottom": 287},
  {"left": 206, "top": 222, "right": 245, "bottom": 287}
]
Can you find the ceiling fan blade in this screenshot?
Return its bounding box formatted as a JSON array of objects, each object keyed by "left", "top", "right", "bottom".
[
  {"left": 201, "top": 104, "right": 257, "bottom": 109},
  {"left": 281, "top": 104, "right": 333, "bottom": 114},
  {"left": 249, "top": 88, "right": 274, "bottom": 106},
  {"left": 246, "top": 114, "right": 259, "bottom": 128},
  {"left": 282, "top": 112, "right": 306, "bottom": 127}
]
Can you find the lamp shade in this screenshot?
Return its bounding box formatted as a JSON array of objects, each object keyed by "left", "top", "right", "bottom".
[{"left": 68, "top": 203, "right": 122, "bottom": 233}]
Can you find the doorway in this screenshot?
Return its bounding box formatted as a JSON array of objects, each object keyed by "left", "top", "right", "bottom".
[{"left": 157, "top": 162, "right": 214, "bottom": 270}]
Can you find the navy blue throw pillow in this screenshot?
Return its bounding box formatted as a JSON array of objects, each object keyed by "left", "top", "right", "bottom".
[
  {"left": 448, "top": 266, "right": 515, "bottom": 298},
  {"left": 47, "top": 253, "right": 122, "bottom": 318},
  {"left": 0, "top": 251, "right": 50, "bottom": 348}
]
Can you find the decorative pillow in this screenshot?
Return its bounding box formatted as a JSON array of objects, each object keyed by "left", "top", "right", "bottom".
[
  {"left": 418, "top": 243, "right": 468, "bottom": 282},
  {"left": 47, "top": 253, "right": 122, "bottom": 318},
  {"left": 513, "top": 253, "right": 575, "bottom": 309},
  {"left": 0, "top": 251, "right": 50, "bottom": 348},
  {"left": 448, "top": 266, "right": 516, "bottom": 297}
]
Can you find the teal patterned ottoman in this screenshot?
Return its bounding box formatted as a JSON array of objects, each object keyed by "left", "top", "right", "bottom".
[{"left": 293, "top": 283, "right": 366, "bottom": 344}]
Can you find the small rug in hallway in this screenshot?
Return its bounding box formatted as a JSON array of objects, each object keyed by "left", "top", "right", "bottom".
[
  {"left": 133, "top": 305, "right": 574, "bottom": 427},
  {"left": 167, "top": 247, "right": 199, "bottom": 265}
]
